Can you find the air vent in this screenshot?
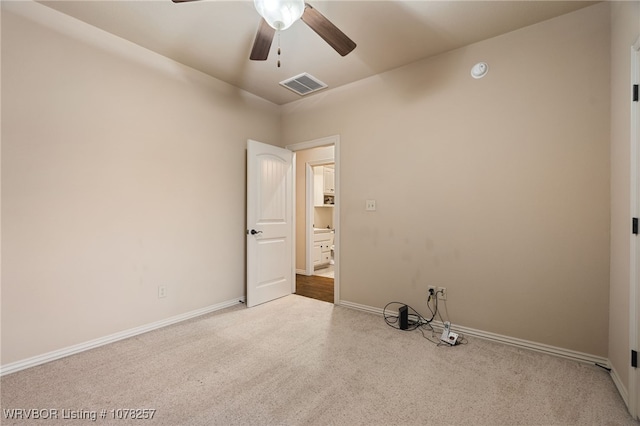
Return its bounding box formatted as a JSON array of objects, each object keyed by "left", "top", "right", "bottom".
[{"left": 279, "top": 73, "right": 328, "bottom": 96}]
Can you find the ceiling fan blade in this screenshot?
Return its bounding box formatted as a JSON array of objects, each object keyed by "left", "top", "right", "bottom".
[
  {"left": 250, "top": 18, "right": 276, "bottom": 61},
  {"left": 171, "top": 0, "right": 200, "bottom": 3},
  {"left": 301, "top": 3, "right": 356, "bottom": 57}
]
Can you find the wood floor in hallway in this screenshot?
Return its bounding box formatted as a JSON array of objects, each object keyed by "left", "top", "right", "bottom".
[{"left": 295, "top": 274, "right": 334, "bottom": 303}]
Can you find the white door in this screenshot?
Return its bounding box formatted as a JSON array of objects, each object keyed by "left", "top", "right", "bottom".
[{"left": 246, "top": 140, "right": 294, "bottom": 307}]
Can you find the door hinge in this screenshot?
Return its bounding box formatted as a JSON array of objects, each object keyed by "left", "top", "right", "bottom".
[
  {"left": 634, "top": 84, "right": 639, "bottom": 102},
  {"left": 632, "top": 350, "right": 638, "bottom": 368},
  {"left": 633, "top": 217, "right": 639, "bottom": 235}
]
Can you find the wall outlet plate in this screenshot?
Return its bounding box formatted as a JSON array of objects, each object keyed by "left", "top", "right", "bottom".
[
  {"left": 437, "top": 287, "right": 447, "bottom": 301},
  {"left": 427, "top": 285, "right": 437, "bottom": 299}
]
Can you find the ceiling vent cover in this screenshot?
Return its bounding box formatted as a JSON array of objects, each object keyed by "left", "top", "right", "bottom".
[{"left": 280, "top": 73, "right": 328, "bottom": 96}]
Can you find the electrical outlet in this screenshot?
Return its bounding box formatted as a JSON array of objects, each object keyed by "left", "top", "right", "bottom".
[
  {"left": 158, "top": 286, "right": 167, "bottom": 299},
  {"left": 427, "top": 285, "right": 437, "bottom": 298},
  {"left": 437, "top": 287, "right": 447, "bottom": 301}
]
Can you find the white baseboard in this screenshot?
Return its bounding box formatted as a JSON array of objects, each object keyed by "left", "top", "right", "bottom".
[
  {"left": 0, "top": 297, "right": 245, "bottom": 376},
  {"left": 339, "top": 300, "right": 609, "bottom": 366},
  {"left": 339, "top": 300, "right": 387, "bottom": 316},
  {"left": 610, "top": 364, "right": 629, "bottom": 408},
  {"left": 295, "top": 269, "right": 309, "bottom": 275}
]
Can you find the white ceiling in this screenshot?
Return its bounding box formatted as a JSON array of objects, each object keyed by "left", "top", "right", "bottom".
[{"left": 39, "top": 0, "right": 597, "bottom": 105}]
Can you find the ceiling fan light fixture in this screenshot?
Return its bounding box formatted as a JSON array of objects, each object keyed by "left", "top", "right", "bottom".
[{"left": 254, "top": 0, "right": 305, "bottom": 31}]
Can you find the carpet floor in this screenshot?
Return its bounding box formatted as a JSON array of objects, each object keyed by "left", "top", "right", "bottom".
[{"left": 1, "top": 295, "right": 637, "bottom": 425}]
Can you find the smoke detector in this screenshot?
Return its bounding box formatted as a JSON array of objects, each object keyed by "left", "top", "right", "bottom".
[{"left": 471, "top": 62, "right": 489, "bottom": 79}]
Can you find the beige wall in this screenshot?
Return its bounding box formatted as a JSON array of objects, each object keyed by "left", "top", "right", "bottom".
[
  {"left": 294, "top": 146, "right": 334, "bottom": 271},
  {"left": 609, "top": 1, "right": 640, "bottom": 395},
  {"left": 1, "top": 0, "right": 627, "bottom": 369},
  {"left": 283, "top": 3, "right": 611, "bottom": 356},
  {"left": 314, "top": 206, "right": 334, "bottom": 230},
  {"left": 1, "top": 2, "right": 280, "bottom": 364}
]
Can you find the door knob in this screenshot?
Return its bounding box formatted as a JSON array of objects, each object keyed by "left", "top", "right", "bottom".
[{"left": 250, "top": 229, "right": 262, "bottom": 235}]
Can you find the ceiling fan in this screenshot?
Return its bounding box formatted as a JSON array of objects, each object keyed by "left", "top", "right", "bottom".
[{"left": 172, "top": 0, "right": 356, "bottom": 61}]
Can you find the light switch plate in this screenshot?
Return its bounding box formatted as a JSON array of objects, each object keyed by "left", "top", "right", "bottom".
[{"left": 365, "top": 199, "right": 376, "bottom": 211}]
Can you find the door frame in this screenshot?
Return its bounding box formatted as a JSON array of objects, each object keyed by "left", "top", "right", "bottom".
[
  {"left": 630, "top": 37, "right": 640, "bottom": 420},
  {"left": 287, "top": 135, "right": 340, "bottom": 304}
]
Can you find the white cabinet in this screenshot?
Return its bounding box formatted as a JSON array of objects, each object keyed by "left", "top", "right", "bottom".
[
  {"left": 313, "top": 165, "right": 336, "bottom": 207},
  {"left": 313, "top": 165, "right": 335, "bottom": 207},
  {"left": 323, "top": 166, "right": 335, "bottom": 195},
  {"left": 313, "top": 244, "right": 322, "bottom": 266},
  {"left": 313, "top": 232, "right": 334, "bottom": 267}
]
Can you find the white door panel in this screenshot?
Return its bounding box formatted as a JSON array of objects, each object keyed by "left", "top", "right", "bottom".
[{"left": 247, "top": 140, "right": 293, "bottom": 307}]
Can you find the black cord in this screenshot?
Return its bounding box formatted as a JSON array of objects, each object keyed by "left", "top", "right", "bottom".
[
  {"left": 384, "top": 293, "right": 468, "bottom": 347},
  {"left": 383, "top": 302, "right": 431, "bottom": 331},
  {"left": 433, "top": 297, "right": 468, "bottom": 346},
  {"left": 595, "top": 363, "right": 611, "bottom": 372},
  {"left": 426, "top": 292, "right": 437, "bottom": 321}
]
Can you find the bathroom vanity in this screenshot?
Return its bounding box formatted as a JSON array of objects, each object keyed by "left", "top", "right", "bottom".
[{"left": 313, "top": 229, "right": 334, "bottom": 268}]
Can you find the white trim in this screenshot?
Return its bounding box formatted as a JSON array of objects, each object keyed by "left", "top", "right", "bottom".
[
  {"left": 435, "top": 321, "right": 609, "bottom": 366},
  {"left": 612, "top": 364, "right": 630, "bottom": 409},
  {"left": 295, "top": 268, "right": 308, "bottom": 275},
  {"left": 0, "top": 297, "right": 244, "bottom": 377},
  {"left": 340, "top": 300, "right": 609, "bottom": 366},
  {"left": 291, "top": 152, "right": 297, "bottom": 295},
  {"left": 287, "top": 135, "right": 341, "bottom": 305},
  {"left": 630, "top": 36, "right": 640, "bottom": 420},
  {"left": 333, "top": 139, "right": 340, "bottom": 305},
  {"left": 306, "top": 163, "right": 314, "bottom": 276},
  {"left": 339, "top": 300, "right": 386, "bottom": 316},
  {"left": 286, "top": 135, "right": 338, "bottom": 152}
]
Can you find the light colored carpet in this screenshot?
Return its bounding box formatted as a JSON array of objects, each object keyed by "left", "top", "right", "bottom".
[{"left": 1, "top": 295, "right": 637, "bottom": 425}]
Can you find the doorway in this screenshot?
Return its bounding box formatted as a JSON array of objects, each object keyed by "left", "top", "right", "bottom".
[
  {"left": 307, "top": 161, "right": 335, "bottom": 278},
  {"left": 287, "top": 135, "right": 340, "bottom": 304}
]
